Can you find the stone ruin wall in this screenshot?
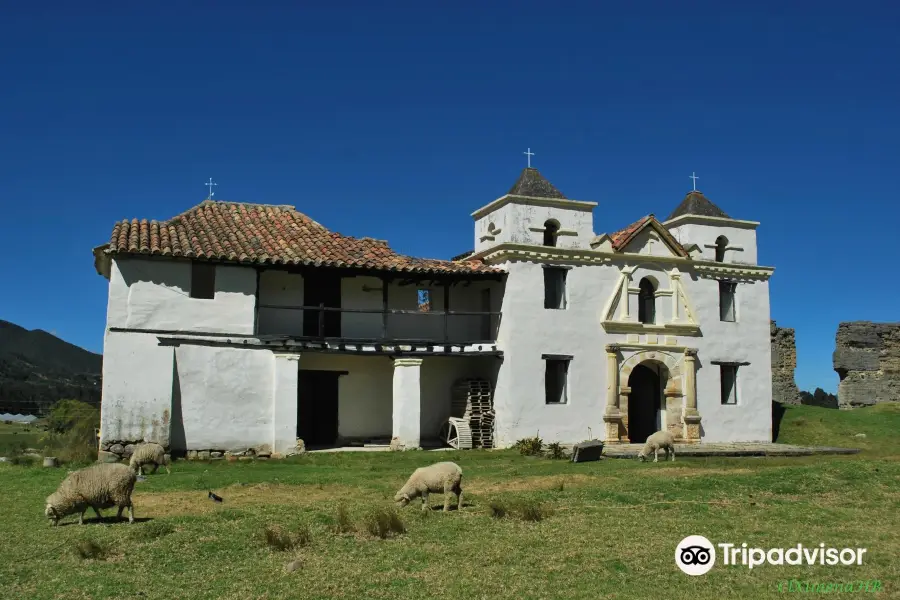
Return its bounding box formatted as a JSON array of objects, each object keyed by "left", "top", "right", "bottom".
[
  {"left": 771, "top": 320, "right": 800, "bottom": 405},
  {"left": 833, "top": 321, "right": 900, "bottom": 409}
]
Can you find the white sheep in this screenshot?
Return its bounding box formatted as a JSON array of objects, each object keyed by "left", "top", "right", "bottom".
[
  {"left": 638, "top": 430, "right": 676, "bottom": 463},
  {"left": 394, "top": 461, "right": 463, "bottom": 512},
  {"left": 129, "top": 442, "right": 171, "bottom": 475},
  {"left": 45, "top": 462, "right": 136, "bottom": 525}
]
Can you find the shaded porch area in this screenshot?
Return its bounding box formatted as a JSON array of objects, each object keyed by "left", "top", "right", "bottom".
[{"left": 273, "top": 350, "right": 502, "bottom": 453}]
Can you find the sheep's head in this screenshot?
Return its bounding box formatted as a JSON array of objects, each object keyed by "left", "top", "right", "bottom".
[
  {"left": 394, "top": 491, "right": 411, "bottom": 507},
  {"left": 637, "top": 451, "right": 647, "bottom": 462},
  {"left": 44, "top": 497, "right": 60, "bottom": 525}
]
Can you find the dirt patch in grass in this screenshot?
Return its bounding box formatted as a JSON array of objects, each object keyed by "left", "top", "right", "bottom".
[
  {"left": 468, "top": 468, "right": 752, "bottom": 494},
  {"left": 640, "top": 467, "right": 754, "bottom": 477},
  {"left": 133, "top": 483, "right": 357, "bottom": 518},
  {"left": 469, "top": 474, "right": 598, "bottom": 494}
]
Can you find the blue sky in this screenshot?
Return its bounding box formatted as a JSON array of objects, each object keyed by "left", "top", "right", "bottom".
[{"left": 2, "top": 1, "right": 898, "bottom": 393}]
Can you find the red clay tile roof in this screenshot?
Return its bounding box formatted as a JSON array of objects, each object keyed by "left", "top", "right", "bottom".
[
  {"left": 609, "top": 214, "right": 689, "bottom": 257},
  {"left": 99, "top": 200, "right": 503, "bottom": 275}
]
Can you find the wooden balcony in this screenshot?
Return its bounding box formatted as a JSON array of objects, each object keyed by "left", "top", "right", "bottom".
[{"left": 255, "top": 303, "right": 501, "bottom": 344}]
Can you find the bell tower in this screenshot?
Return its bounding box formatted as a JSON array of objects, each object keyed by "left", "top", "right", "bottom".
[{"left": 471, "top": 164, "right": 597, "bottom": 254}]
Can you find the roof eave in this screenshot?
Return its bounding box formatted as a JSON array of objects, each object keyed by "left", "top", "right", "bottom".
[
  {"left": 100, "top": 249, "right": 505, "bottom": 278},
  {"left": 92, "top": 245, "right": 112, "bottom": 279},
  {"left": 664, "top": 214, "right": 760, "bottom": 229},
  {"left": 471, "top": 194, "right": 598, "bottom": 220}
]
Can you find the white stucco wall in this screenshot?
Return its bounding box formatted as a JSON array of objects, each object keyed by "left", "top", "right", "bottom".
[
  {"left": 666, "top": 221, "right": 759, "bottom": 265},
  {"left": 474, "top": 200, "right": 596, "bottom": 253},
  {"left": 100, "top": 331, "right": 175, "bottom": 445},
  {"left": 107, "top": 257, "right": 257, "bottom": 334},
  {"left": 100, "top": 333, "right": 277, "bottom": 451},
  {"left": 272, "top": 355, "right": 300, "bottom": 454},
  {"left": 94, "top": 331, "right": 272, "bottom": 449},
  {"left": 173, "top": 345, "right": 274, "bottom": 451},
  {"left": 492, "top": 260, "right": 620, "bottom": 446},
  {"left": 680, "top": 274, "right": 772, "bottom": 442},
  {"left": 491, "top": 256, "right": 773, "bottom": 447}
]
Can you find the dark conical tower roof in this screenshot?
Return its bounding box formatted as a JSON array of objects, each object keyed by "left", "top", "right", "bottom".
[
  {"left": 666, "top": 190, "right": 730, "bottom": 221},
  {"left": 507, "top": 167, "right": 567, "bottom": 199}
]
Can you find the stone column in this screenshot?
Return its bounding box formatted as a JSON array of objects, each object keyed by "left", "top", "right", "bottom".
[
  {"left": 272, "top": 354, "right": 300, "bottom": 455},
  {"left": 669, "top": 268, "right": 681, "bottom": 322},
  {"left": 664, "top": 385, "right": 683, "bottom": 440},
  {"left": 391, "top": 357, "right": 423, "bottom": 450},
  {"left": 602, "top": 344, "right": 623, "bottom": 443},
  {"left": 618, "top": 386, "right": 632, "bottom": 442},
  {"left": 682, "top": 348, "right": 701, "bottom": 442}
]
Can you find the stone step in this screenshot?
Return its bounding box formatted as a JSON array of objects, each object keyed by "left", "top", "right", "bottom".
[{"left": 597, "top": 443, "right": 861, "bottom": 458}]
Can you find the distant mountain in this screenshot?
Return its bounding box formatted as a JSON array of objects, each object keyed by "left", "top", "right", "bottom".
[{"left": 0, "top": 320, "right": 102, "bottom": 416}]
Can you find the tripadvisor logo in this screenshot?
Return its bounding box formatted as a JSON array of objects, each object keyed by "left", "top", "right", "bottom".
[
  {"left": 675, "top": 536, "right": 867, "bottom": 576},
  {"left": 676, "top": 535, "right": 716, "bottom": 576}
]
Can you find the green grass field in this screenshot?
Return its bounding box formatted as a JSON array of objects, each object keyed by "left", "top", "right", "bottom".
[
  {"left": 0, "top": 421, "right": 44, "bottom": 455},
  {"left": 2, "top": 403, "right": 899, "bottom": 600}
]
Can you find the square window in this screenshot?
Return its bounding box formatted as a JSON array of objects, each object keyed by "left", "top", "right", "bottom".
[
  {"left": 190, "top": 262, "right": 216, "bottom": 299},
  {"left": 545, "top": 358, "right": 569, "bottom": 404},
  {"left": 720, "top": 364, "right": 738, "bottom": 405},
  {"left": 543, "top": 267, "right": 567, "bottom": 310}
]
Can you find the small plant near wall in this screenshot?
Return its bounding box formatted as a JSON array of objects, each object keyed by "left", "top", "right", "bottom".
[
  {"left": 545, "top": 441, "right": 568, "bottom": 460},
  {"left": 514, "top": 433, "right": 544, "bottom": 456}
]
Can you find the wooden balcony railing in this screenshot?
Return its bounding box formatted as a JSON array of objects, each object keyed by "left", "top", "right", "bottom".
[{"left": 255, "top": 303, "right": 501, "bottom": 344}]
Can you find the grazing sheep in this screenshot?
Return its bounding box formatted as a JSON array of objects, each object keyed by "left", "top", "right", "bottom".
[
  {"left": 129, "top": 442, "right": 171, "bottom": 475},
  {"left": 45, "top": 462, "right": 136, "bottom": 526},
  {"left": 638, "top": 430, "right": 676, "bottom": 463},
  {"left": 394, "top": 461, "right": 463, "bottom": 512}
]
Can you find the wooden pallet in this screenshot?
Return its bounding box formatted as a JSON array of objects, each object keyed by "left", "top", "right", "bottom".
[{"left": 449, "top": 378, "right": 495, "bottom": 449}]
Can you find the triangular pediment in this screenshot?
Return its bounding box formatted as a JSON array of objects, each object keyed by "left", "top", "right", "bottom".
[
  {"left": 609, "top": 215, "right": 689, "bottom": 258},
  {"left": 618, "top": 226, "right": 682, "bottom": 258}
]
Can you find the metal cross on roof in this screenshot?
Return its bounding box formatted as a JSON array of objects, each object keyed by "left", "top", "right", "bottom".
[
  {"left": 205, "top": 177, "right": 218, "bottom": 200},
  {"left": 689, "top": 172, "right": 699, "bottom": 191},
  {"left": 524, "top": 148, "right": 535, "bottom": 168}
]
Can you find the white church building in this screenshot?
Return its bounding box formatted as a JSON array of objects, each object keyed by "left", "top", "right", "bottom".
[{"left": 93, "top": 166, "right": 775, "bottom": 457}]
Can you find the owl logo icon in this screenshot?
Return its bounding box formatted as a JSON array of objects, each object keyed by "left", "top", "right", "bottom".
[{"left": 675, "top": 535, "right": 716, "bottom": 575}]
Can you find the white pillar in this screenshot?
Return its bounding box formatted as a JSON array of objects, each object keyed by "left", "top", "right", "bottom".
[
  {"left": 392, "top": 357, "right": 423, "bottom": 450},
  {"left": 272, "top": 354, "right": 300, "bottom": 455},
  {"left": 669, "top": 268, "right": 681, "bottom": 322}
]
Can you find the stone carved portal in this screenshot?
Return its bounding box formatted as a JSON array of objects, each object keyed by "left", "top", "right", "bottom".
[
  {"left": 627, "top": 363, "right": 663, "bottom": 444},
  {"left": 619, "top": 350, "right": 685, "bottom": 443}
]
